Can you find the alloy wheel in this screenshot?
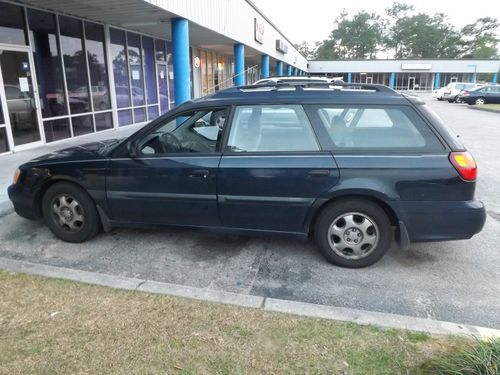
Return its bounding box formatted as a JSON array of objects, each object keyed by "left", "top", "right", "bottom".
[{"left": 51, "top": 194, "right": 85, "bottom": 233}]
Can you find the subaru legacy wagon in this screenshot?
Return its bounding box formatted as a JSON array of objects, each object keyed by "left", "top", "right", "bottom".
[{"left": 8, "top": 82, "right": 486, "bottom": 268}]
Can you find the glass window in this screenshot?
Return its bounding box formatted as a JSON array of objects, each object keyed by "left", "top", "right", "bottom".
[
  {"left": 44, "top": 118, "right": 71, "bottom": 142},
  {"left": 157, "top": 64, "right": 169, "bottom": 114},
  {"left": 166, "top": 41, "right": 174, "bottom": 107},
  {"left": 28, "top": 9, "right": 67, "bottom": 118},
  {"left": 310, "top": 105, "right": 444, "bottom": 150},
  {"left": 147, "top": 105, "right": 158, "bottom": 120},
  {"left": 155, "top": 39, "right": 166, "bottom": 61},
  {"left": 72, "top": 115, "right": 93, "bottom": 136},
  {"left": 127, "top": 32, "right": 144, "bottom": 106},
  {"left": 138, "top": 109, "right": 228, "bottom": 155},
  {"left": 227, "top": 105, "right": 320, "bottom": 152},
  {"left": 0, "top": 2, "right": 27, "bottom": 45},
  {"left": 0, "top": 127, "right": 9, "bottom": 153},
  {"left": 134, "top": 107, "right": 145, "bottom": 122},
  {"left": 118, "top": 109, "right": 132, "bottom": 126},
  {"left": 84, "top": 22, "right": 111, "bottom": 111},
  {"left": 59, "top": 16, "right": 90, "bottom": 114},
  {"left": 201, "top": 50, "right": 207, "bottom": 96},
  {"left": 95, "top": 112, "right": 113, "bottom": 131},
  {"left": 142, "top": 36, "right": 157, "bottom": 105},
  {"left": 110, "top": 28, "right": 129, "bottom": 108}
]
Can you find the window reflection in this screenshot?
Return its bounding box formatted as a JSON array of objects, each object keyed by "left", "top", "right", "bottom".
[
  {"left": 143, "top": 36, "right": 157, "bottom": 105},
  {"left": 28, "top": 9, "right": 67, "bottom": 118},
  {"left": 59, "top": 15, "right": 90, "bottom": 114},
  {"left": 44, "top": 118, "right": 70, "bottom": 142},
  {"left": 0, "top": 2, "right": 27, "bottom": 45},
  {"left": 84, "top": 22, "right": 111, "bottom": 111},
  {"left": 110, "top": 28, "right": 130, "bottom": 108},
  {"left": 127, "top": 33, "right": 145, "bottom": 106}
]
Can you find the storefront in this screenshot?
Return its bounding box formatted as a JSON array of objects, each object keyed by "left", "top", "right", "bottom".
[{"left": 0, "top": 0, "right": 308, "bottom": 155}]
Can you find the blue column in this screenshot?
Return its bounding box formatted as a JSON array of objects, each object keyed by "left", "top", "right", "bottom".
[
  {"left": 261, "top": 55, "right": 269, "bottom": 79},
  {"left": 171, "top": 18, "right": 191, "bottom": 105},
  {"left": 493, "top": 72, "right": 498, "bottom": 84},
  {"left": 389, "top": 72, "right": 395, "bottom": 89},
  {"left": 286, "top": 65, "right": 292, "bottom": 76},
  {"left": 293, "top": 67, "right": 297, "bottom": 76},
  {"left": 347, "top": 72, "right": 352, "bottom": 83},
  {"left": 277, "top": 61, "right": 283, "bottom": 76},
  {"left": 233, "top": 43, "right": 245, "bottom": 86},
  {"left": 434, "top": 73, "right": 441, "bottom": 89}
]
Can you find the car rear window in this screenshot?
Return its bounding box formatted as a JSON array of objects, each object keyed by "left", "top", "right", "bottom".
[{"left": 306, "top": 105, "right": 444, "bottom": 151}]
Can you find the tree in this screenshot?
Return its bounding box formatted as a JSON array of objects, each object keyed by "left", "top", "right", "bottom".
[
  {"left": 384, "top": 3, "right": 462, "bottom": 58},
  {"left": 460, "top": 17, "right": 499, "bottom": 58},
  {"left": 294, "top": 41, "right": 314, "bottom": 60},
  {"left": 314, "top": 10, "right": 384, "bottom": 59}
]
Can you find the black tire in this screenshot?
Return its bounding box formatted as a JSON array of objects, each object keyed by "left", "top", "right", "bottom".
[
  {"left": 314, "top": 199, "right": 392, "bottom": 268},
  {"left": 474, "top": 97, "right": 486, "bottom": 105},
  {"left": 447, "top": 99, "right": 454, "bottom": 103},
  {"left": 42, "top": 182, "right": 101, "bottom": 242}
]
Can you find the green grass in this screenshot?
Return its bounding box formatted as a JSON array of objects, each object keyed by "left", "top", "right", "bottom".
[
  {"left": 424, "top": 338, "right": 500, "bottom": 374},
  {"left": 0, "top": 270, "right": 484, "bottom": 374},
  {"left": 474, "top": 104, "right": 500, "bottom": 112}
]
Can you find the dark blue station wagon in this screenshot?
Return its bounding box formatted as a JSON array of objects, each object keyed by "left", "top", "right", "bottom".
[{"left": 8, "top": 83, "right": 486, "bottom": 267}]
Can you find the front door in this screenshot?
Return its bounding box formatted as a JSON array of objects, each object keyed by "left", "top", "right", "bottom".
[
  {"left": 106, "top": 107, "right": 229, "bottom": 226},
  {"left": 218, "top": 105, "right": 339, "bottom": 233},
  {"left": 408, "top": 77, "right": 415, "bottom": 90},
  {"left": 0, "top": 47, "right": 43, "bottom": 151}
]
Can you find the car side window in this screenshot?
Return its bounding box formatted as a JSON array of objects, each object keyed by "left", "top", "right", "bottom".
[
  {"left": 226, "top": 105, "right": 320, "bottom": 152},
  {"left": 307, "top": 105, "right": 444, "bottom": 151},
  {"left": 137, "top": 108, "right": 228, "bottom": 155}
]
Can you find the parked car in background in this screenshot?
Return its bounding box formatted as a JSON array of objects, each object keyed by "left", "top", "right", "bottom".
[
  {"left": 459, "top": 85, "right": 500, "bottom": 105},
  {"left": 442, "top": 82, "right": 482, "bottom": 102},
  {"left": 8, "top": 82, "right": 486, "bottom": 268},
  {"left": 432, "top": 87, "right": 446, "bottom": 100}
]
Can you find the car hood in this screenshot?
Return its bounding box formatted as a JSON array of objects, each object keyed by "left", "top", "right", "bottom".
[{"left": 28, "top": 138, "right": 123, "bottom": 164}]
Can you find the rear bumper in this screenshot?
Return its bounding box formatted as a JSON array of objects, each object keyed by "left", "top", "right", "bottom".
[
  {"left": 7, "top": 184, "right": 39, "bottom": 220},
  {"left": 394, "top": 200, "right": 486, "bottom": 242}
]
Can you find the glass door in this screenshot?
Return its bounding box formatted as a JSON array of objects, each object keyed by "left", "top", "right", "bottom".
[
  {"left": 0, "top": 47, "right": 43, "bottom": 150},
  {"left": 408, "top": 77, "right": 415, "bottom": 90}
]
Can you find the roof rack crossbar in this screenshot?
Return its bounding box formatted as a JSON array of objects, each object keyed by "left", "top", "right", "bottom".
[{"left": 230, "top": 81, "right": 395, "bottom": 93}]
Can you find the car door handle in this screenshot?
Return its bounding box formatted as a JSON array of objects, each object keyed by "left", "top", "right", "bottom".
[
  {"left": 189, "top": 169, "right": 210, "bottom": 178},
  {"left": 308, "top": 169, "right": 331, "bottom": 178}
]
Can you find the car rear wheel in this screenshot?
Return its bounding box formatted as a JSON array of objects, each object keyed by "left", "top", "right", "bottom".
[
  {"left": 474, "top": 97, "right": 485, "bottom": 105},
  {"left": 42, "top": 182, "right": 101, "bottom": 242},
  {"left": 314, "top": 199, "right": 392, "bottom": 268}
]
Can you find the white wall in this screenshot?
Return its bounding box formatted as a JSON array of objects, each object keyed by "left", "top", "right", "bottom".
[
  {"left": 309, "top": 60, "right": 500, "bottom": 74},
  {"left": 146, "top": 0, "right": 308, "bottom": 70}
]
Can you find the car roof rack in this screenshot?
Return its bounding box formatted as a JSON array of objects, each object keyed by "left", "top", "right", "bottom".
[{"left": 228, "top": 81, "right": 395, "bottom": 94}]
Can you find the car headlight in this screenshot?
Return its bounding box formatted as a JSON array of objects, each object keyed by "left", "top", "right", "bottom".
[{"left": 13, "top": 168, "right": 21, "bottom": 184}]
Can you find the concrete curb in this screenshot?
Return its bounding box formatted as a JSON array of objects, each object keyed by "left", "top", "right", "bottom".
[{"left": 1, "top": 257, "right": 498, "bottom": 339}]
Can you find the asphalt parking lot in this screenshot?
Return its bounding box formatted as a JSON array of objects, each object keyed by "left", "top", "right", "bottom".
[{"left": 1, "top": 94, "right": 499, "bottom": 329}]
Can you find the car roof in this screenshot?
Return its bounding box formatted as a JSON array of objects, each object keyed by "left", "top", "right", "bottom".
[{"left": 184, "top": 82, "right": 408, "bottom": 109}]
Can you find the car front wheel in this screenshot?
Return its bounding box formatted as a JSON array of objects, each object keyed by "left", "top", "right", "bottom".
[
  {"left": 314, "top": 199, "right": 392, "bottom": 268},
  {"left": 42, "top": 182, "right": 101, "bottom": 242}
]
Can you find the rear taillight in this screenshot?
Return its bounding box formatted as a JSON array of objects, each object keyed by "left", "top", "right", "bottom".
[
  {"left": 449, "top": 152, "right": 477, "bottom": 181},
  {"left": 462, "top": 90, "right": 470, "bottom": 96}
]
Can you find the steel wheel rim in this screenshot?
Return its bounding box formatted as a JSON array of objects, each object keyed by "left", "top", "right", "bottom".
[
  {"left": 475, "top": 98, "right": 485, "bottom": 105},
  {"left": 51, "top": 194, "right": 85, "bottom": 233},
  {"left": 327, "top": 212, "right": 379, "bottom": 260}
]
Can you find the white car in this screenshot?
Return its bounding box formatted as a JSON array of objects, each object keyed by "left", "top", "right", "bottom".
[
  {"left": 442, "top": 82, "right": 482, "bottom": 103},
  {"left": 432, "top": 87, "right": 446, "bottom": 100}
]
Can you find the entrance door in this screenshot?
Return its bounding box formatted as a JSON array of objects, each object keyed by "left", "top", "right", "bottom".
[
  {"left": 0, "top": 48, "right": 42, "bottom": 151},
  {"left": 366, "top": 76, "right": 373, "bottom": 84},
  {"left": 408, "top": 77, "right": 415, "bottom": 90}
]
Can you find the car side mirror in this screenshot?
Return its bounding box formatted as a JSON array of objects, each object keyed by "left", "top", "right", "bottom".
[{"left": 126, "top": 141, "right": 138, "bottom": 158}]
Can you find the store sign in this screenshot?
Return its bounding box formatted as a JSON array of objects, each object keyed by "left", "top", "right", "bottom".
[
  {"left": 254, "top": 18, "right": 264, "bottom": 44},
  {"left": 193, "top": 56, "right": 200, "bottom": 68},
  {"left": 276, "top": 39, "right": 288, "bottom": 54},
  {"left": 401, "top": 63, "right": 432, "bottom": 70}
]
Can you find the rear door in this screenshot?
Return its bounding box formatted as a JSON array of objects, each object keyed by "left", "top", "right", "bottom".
[{"left": 217, "top": 104, "right": 339, "bottom": 233}]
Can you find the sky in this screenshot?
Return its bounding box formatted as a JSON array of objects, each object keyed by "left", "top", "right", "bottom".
[{"left": 252, "top": 0, "right": 500, "bottom": 46}]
